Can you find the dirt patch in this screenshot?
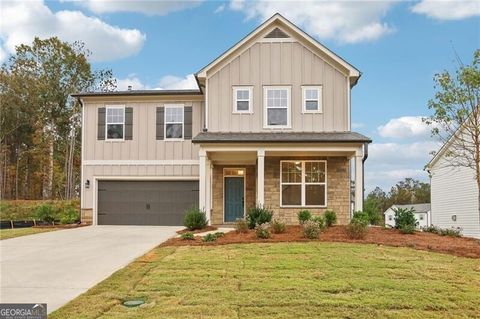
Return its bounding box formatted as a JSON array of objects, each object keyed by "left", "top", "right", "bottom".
[
  {"left": 176, "top": 226, "right": 218, "bottom": 234},
  {"left": 162, "top": 225, "right": 480, "bottom": 258}
]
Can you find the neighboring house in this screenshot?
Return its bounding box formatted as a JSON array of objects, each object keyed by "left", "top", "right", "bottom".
[
  {"left": 426, "top": 131, "right": 480, "bottom": 239},
  {"left": 73, "top": 14, "right": 371, "bottom": 226},
  {"left": 384, "top": 204, "right": 431, "bottom": 228}
]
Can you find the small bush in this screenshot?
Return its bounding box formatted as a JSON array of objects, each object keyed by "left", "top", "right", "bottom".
[
  {"left": 255, "top": 223, "right": 271, "bottom": 239},
  {"left": 35, "top": 204, "right": 57, "bottom": 224},
  {"left": 183, "top": 207, "right": 208, "bottom": 230},
  {"left": 59, "top": 207, "right": 79, "bottom": 224},
  {"left": 246, "top": 206, "right": 273, "bottom": 229},
  {"left": 400, "top": 224, "right": 416, "bottom": 234},
  {"left": 271, "top": 219, "right": 286, "bottom": 234},
  {"left": 422, "top": 225, "right": 440, "bottom": 234},
  {"left": 202, "top": 233, "right": 218, "bottom": 242},
  {"left": 180, "top": 232, "right": 195, "bottom": 240},
  {"left": 393, "top": 207, "right": 418, "bottom": 231},
  {"left": 297, "top": 210, "right": 312, "bottom": 224},
  {"left": 234, "top": 218, "right": 249, "bottom": 233},
  {"left": 352, "top": 211, "right": 370, "bottom": 226},
  {"left": 324, "top": 210, "right": 337, "bottom": 227},
  {"left": 346, "top": 220, "right": 368, "bottom": 239},
  {"left": 312, "top": 216, "right": 326, "bottom": 230},
  {"left": 303, "top": 220, "right": 321, "bottom": 239},
  {"left": 366, "top": 209, "right": 382, "bottom": 225},
  {"left": 439, "top": 227, "right": 462, "bottom": 237},
  {"left": 214, "top": 232, "right": 225, "bottom": 238}
]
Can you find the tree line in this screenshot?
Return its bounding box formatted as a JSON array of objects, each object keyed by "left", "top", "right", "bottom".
[{"left": 0, "top": 37, "right": 115, "bottom": 200}]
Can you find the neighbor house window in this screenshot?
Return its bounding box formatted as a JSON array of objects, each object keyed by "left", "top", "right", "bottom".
[
  {"left": 233, "top": 87, "right": 253, "bottom": 113},
  {"left": 106, "top": 106, "right": 125, "bottom": 140},
  {"left": 302, "top": 86, "right": 322, "bottom": 113},
  {"left": 281, "top": 160, "right": 326, "bottom": 207},
  {"left": 388, "top": 215, "right": 393, "bottom": 221},
  {"left": 264, "top": 86, "right": 290, "bottom": 127},
  {"left": 164, "top": 105, "right": 184, "bottom": 139}
]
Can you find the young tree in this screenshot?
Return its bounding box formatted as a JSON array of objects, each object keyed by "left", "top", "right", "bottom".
[{"left": 424, "top": 49, "right": 480, "bottom": 217}]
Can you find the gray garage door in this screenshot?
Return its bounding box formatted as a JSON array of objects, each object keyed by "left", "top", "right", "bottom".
[{"left": 97, "top": 181, "right": 199, "bottom": 226}]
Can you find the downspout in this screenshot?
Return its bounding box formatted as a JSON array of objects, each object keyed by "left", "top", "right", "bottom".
[{"left": 362, "top": 142, "right": 369, "bottom": 209}]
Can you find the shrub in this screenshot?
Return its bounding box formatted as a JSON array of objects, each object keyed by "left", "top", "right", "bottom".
[
  {"left": 246, "top": 206, "right": 273, "bottom": 229},
  {"left": 234, "top": 218, "right": 249, "bottom": 233},
  {"left": 366, "top": 209, "right": 382, "bottom": 225},
  {"left": 393, "top": 208, "right": 418, "bottom": 231},
  {"left": 297, "top": 210, "right": 312, "bottom": 224},
  {"left": 303, "top": 220, "right": 321, "bottom": 239},
  {"left": 324, "top": 210, "right": 337, "bottom": 227},
  {"left": 59, "top": 207, "right": 79, "bottom": 224},
  {"left": 255, "top": 223, "right": 271, "bottom": 239},
  {"left": 312, "top": 216, "right": 326, "bottom": 230},
  {"left": 271, "top": 219, "right": 286, "bottom": 234},
  {"left": 439, "top": 227, "right": 462, "bottom": 237},
  {"left": 35, "top": 204, "right": 57, "bottom": 224},
  {"left": 180, "top": 232, "right": 195, "bottom": 240},
  {"left": 202, "top": 233, "right": 218, "bottom": 242},
  {"left": 422, "top": 225, "right": 440, "bottom": 234},
  {"left": 345, "top": 219, "right": 368, "bottom": 239},
  {"left": 0, "top": 200, "right": 79, "bottom": 221},
  {"left": 214, "top": 232, "right": 225, "bottom": 238},
  {"left": 400, "top": 224, "right": 416, "bottom": 234},
  {"left": 352, "top": 211, "right": 370, "bottom": 226},
  {"left": 183, "top": 207, "right": 208, "bottom": 230}
]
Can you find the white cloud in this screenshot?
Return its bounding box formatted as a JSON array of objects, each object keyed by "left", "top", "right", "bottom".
[
  {"left": 158, "top": 74, "right": 198, "bottom": 90},
  {"left": 229, "top": 0, "right": 397, "bottom": 43},
  {"left": 0, "top": 0, "right": 145, "bottom": 62},
  {"left": 116, "top": 75, "right": 147, "bottom": 91},
  {"left": 377, "top": 116, "right": 434, "bottom": 139},
  {"left": 411, "top": 0, "right": 480, "bottom": 20},
  {"left": 68, "top": 0, "right": 203, "bottom": 16},
  {"left": 214, "top": 3, "right": 226, "bottom": 14}
]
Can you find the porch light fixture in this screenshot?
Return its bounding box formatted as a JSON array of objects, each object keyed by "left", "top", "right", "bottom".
[{"left": 85, "top": 180, "right": 90, "bottom": 189}]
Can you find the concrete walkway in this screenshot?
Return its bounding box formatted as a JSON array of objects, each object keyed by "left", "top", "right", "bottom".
[{"left": 0, "top": 225, "right": 181, "bottom": 313}]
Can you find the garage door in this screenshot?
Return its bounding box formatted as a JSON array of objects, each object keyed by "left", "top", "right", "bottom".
[{"left": 97, "top": 181, "right": 199, "bottom": 226}]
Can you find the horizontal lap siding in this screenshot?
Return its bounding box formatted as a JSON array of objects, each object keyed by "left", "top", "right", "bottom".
[{"left": 207, "top": 41, "right": 348, "bottom": 133}]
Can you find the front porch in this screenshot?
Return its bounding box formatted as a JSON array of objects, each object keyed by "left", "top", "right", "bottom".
[{"left": 197, "top": 143, "right": 367, "bottom": 226}]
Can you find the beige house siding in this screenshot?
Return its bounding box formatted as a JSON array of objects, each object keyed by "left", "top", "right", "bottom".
[{"left": 207, "top": 41, "right": 349, "bottom": 133}]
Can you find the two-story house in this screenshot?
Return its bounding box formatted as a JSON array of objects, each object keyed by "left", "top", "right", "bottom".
[{"left": 73, "top": 14, "right": 371, "bottom": 226}]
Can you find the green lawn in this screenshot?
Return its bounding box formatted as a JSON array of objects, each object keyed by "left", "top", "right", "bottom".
[
  {"left": 0, "top": 227, "right": 58, "bottom": 240},
  {"left": 51, "top": 242, "right": 480, "bottom": 319}
]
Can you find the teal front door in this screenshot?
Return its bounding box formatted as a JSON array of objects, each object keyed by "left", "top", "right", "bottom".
[{"left": 224, "top": 177, "right": 244, "bottom": 222}]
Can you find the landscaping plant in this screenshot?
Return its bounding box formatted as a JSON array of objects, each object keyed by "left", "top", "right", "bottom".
[
  {"left": 399, "top": 224, "right": 416, "bottom": 234},
  {"left": 35, "top": 204, "right": 57, "bottom": 224},
  {"left": 297, "top": 210, "right": 312, "bottom": 224},
  {"left": 234, "top": 218, "right": 249, "bottom": 233},
  {"left": 59, "top": 207, "right": 79, "bottom": 224},
  {"left": 352, "top": 211, "right": 370, "bottom": 225},
  {"left": 346, "top": 217, "right": 369, "bottom": 239},
  {"left": 324, "top": 210, "right": 337, "bottom": 227},
  {"left": 255, "top": 223, "right": 271, "bottom": 239},
  {"left": 393, "top": 207, "right": 418, "bottom": 233},
  {"left": 183, "top": 207, "right": 208, "bottom": 230},
  {"left": 180, "top": 232, "right": 195, "bottom": 240},
  {"left": 312, "top": 216, "right": 326, "bottom": 230},
  {"left": 202, "top": 233, "right": 218, "bottom": 242},
  {"left": 271, "top": 219, "right": 286, "bottom": 234},
  {"left": 422, "top": 225, "right": 462, "bottom": 237},
  {"left": 303, "top": 220, "right": 321, "bottom": 239},
  {"left": 246, "top": 206, "right": 273, "bottom": 229}
]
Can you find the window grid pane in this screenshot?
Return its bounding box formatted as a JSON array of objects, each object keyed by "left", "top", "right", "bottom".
[
  {"left": 281, "top": 161, "right": 326, "bottom": 207},
  {"left": 106, "top": 108, "right": 124, "bottom": 124}
]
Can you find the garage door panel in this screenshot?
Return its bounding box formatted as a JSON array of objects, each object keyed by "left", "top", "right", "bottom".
[{"left": 98, "top": 181, "right": 199, "bottom": 226}]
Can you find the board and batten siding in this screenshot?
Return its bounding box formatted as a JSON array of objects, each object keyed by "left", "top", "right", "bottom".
[
  {"left": 431, "top": 158, "right": 480, "bottom": 239},
  {"left": 81, "top": 99, "right": 203, "bottom": 209},
  {"left": 206, "top": 41, "right": 348, "bottom": 132}
]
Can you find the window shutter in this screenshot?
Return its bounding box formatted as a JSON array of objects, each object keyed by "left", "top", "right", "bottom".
[
  {"left": 184, "top": 106, "right": 192, "bottom": 140},
  {"left": 156, "top": 107, "right": 164, "bottom": 140},
  {"left": 97, "top": 107, "right": 106, "bottom": 140},
  {"left": 124, "top": 107, "right": 133, "bottom": 140}
]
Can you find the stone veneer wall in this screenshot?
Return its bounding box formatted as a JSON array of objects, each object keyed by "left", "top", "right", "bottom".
[
  {"left": 211, "top": 165, "right": 256, "bottom": 225},
  {"left": 81, "top": 209, "right": 93, "bottom": 225},
  {"left": 264, "top": 157, "right": 351, "bottom": 225}
]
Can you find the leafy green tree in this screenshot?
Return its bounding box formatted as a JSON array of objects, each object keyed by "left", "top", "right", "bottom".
[{"left": 424, "top": 49, "right": 480, "bottom": 218}]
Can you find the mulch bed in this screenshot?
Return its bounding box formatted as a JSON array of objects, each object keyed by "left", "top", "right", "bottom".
[
  {"left": 31, "top": 223, "right": 89, "bottom": 229},
  {"left": 176, "top": 226, "right": 218, "bottom": 234},
  {"left": 162, "top": 225, "right": 480, "bottom": 259}
]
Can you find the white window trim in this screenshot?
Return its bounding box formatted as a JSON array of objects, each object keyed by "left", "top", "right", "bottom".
[
  {"left": 164, "top": 104, "right": 184, "bottom": 141},
  {"left": 280, "top": 160, "right": 327, "bottom": 208},
  {"left": 105, "top": 105, "right": 125, "bottom": 141},
  {"left": 232, "top": 86, "right": 253, "bottom": 114},
  {"left": 302, "top": 85, "right": 323, "bottom": 113},
  {"left": 263, "top": 86, "right": 291, "bottom": 129}
]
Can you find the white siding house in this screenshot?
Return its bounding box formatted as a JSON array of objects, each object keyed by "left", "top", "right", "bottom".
[{"left": 384, "top": 204, "right": 431, "bottom": 228}]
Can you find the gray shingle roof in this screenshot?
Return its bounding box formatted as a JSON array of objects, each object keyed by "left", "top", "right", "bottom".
[
  {"left": 71, "top": 89, "right": 202, "bottom": 97},
  {"left": 192, "top": 132, "right": 372, "bottom": 143},
  {"left": 394, "top": 203, "right": 431, "bottom": 213}
]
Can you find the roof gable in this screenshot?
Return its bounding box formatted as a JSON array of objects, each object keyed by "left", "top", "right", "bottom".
[{"left": 196, "top": 13, "right": 360, "bottom": 84}]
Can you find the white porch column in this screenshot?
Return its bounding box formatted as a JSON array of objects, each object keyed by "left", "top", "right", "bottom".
[
  {"left": 257, "top": 149, "right": 265, "bottom": 206},
  {"left": 199, "top": 149, "right": 209, "bottom": 221},
  {"left": 354, "top": 154, "right": 364, "bottom": 212},
  {"left": 205, "top": 159, "right": 212, "bottom": 220}
]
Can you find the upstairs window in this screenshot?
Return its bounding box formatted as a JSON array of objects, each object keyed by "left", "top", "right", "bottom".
[
  {"left": 264, "top": 86, "right": 290, "bottom": 128},
  {"left": 106, "top": 106, "right": 125, "bottom": 140},
  {"left": 302, "top": 86, "right": 322, "bottom": 113},
  {"left": 233, "top": 87, "right": 252, "bottom": 113},
  {"left": 164, "top": 105, "right": 184, "bottom": 139}
]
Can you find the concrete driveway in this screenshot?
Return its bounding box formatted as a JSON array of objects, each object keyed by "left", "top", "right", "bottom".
[{"left": 0, "top": 225, "right": 181, "bottom": 313}]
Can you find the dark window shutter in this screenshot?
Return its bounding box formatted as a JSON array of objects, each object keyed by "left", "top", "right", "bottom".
[
  {"left": 156, "top": 107, "right": 164, "bottom": 140},
  {"left": 184, "top": 106, "right": 192, "bottom": 140},
  {"left": 124, "top": 107, "right": 133, "bottom": 140},
  {"left": 97, "top": 107, "right": 106, "bottom": 140}
]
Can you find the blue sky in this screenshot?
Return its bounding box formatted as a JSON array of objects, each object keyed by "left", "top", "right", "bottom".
[{"left": 1, "top": 0, "right": 479, "bottom": 193}]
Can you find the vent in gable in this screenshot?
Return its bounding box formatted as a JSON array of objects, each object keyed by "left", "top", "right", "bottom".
[{"left": 265, "top": 27, "right": 290, "bottom": 39}]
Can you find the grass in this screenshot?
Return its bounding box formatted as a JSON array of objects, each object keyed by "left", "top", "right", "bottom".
[
  {"left": 50, "top": 242, "right": 480, "bottom": 319},
  {"left": 0, "top": 227, "right": 58, "bottom": 240}
]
